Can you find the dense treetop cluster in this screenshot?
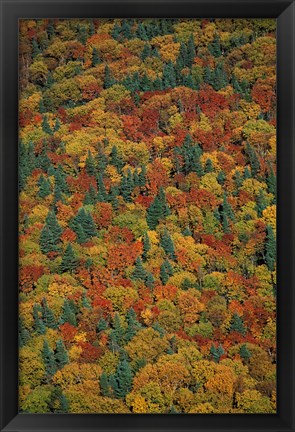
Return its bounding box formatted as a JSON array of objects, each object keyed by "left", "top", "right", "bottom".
[{"left": 19, "top": 18, "right": 276, "bottom": 414}]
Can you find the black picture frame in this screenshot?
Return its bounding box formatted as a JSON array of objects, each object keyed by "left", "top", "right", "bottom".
[{"left": 0, "top": 0, "right": 294, "bottom": 431}]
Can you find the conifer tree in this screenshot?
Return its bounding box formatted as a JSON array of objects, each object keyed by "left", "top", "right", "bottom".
[
  {"left": 265, "top": 225, "right": 276, "bottom": 271},
  {"left": 46, "top": 211, "right": 62, "bottom": 244},
  {"left": 39, "top": 225, "right": 57, "bottom": 255},
  {"left": 267, "top": 166, "right": 276, "bottom": 198},
  {"left": 160, "top": 229, "right": 176, "bottom": 260},
  {"left": 97, "top": 173, "right": 108, "bottom": 202},
  {"left": 239, "top": 344, "right": 252, "bottom": 361},
  {"left": 204, "top": 158, "right": 214, "bottom": 173},
  {"left": 38, "top": 175, "right": 51, "bottom": 198},
  {"left": 104, "top": 65, "right": 115, "bottom": 89},
  {"left": 97, "top": 318, "right": 108, "bottom": 332},
  {"left": 85, "top": 150, "right": 96, "bottom": 176},
  {"left": 138, "top": 165, "right": 147, "bottom": 186},
  {"left": 100, "top": 372, "right": 110, "bottom": 396},
  {"left": 136, "top": 22, "right": 148, "bottom": 40},
  {"left": 187, "top": 34, "right": 196, "bottom": 66},
  {"left": 245, "top": 142, "right": 260, "bottom": 177},
  {"left": 132, "top": 257, "right": 147, "bottom": 281},
  {"left": 109, "top": 313, "right": 125, "bottom": 351},
  {"left": 256, "top": 189, "right": 267, "bottom": 216},
  {"left": 92, "top": 47, "right": 101, "bottom": 66},
  {"left": 113, "top": 359, "right": 133, "bottom": 398},
  {"left": 230, "top": 313, "right": 246, "bottom": 335},
  {"left": 60, "top": 244, "right": 78, "bottom": 273},
  {"left": 125, "top": 308, "right": 141, "bottom": 342},
  {"left": 145, "top": 272, "right": 155, "bottom": 289},
  {"left": 42, "top": 298, "right": 57, "bottom": 329},
  {"left": 208, "top": 34, "right": 222, "bottom": 57},
  {"left": 33, "top": 304, "right": 46, "bottom": 334},
  {"left": 160, "top": 262, "right": 169, "bottom": 285},
  {"left": 42, "top": 340, "right": 57, "bottom": 377},
  {"left": 110, "top": 145, "right": 123, "bottom": 172},
  {"left": 162, "top": 61, "right": 176, "bottom": 89},
  {"left": 142, "top": 232, "right": 151, "bottom": 261},
  {"left": 42, "top": 115, "right": 52, "bottom": 135},
  {"left": 55, "top": 339, "right": 69, "bottom": 369},
  {"left": 217, "top": 171, "right": 226, "bottom": 185},
  {"left": 60, "top": 299, "right": 77, "bottom": 326},
  {"left": 59, "top": 394, "right": 69, "bottom": 413}
]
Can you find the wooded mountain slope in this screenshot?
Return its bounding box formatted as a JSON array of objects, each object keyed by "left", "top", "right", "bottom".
[{"left": 19, "top": 18, "right": 276, "bottom": 414}]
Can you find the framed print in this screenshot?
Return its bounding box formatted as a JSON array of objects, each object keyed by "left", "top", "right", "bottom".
[{"left": 0, "top": 0, "right": 294, "bottom": 431}]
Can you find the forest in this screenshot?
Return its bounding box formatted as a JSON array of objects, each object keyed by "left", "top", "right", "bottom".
[{"left": 19, "top": 18, "right": 276, "bottom": 414}]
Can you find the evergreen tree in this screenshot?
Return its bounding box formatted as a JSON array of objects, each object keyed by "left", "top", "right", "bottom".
[
  {"left": 38, "top": 175, "right": 51, "bottom": 198},
  {"left": 239, "top": 344, "right": 252, "bottom": 361},
  {"left": 41, "top": 115, "right": 52, "bottom": 135},
  {"left": 109, "top": 186, "right": 119, "bottom": 210},
  {"left": 92, "top": 47, "right": 101, "bottom": 66},
  {"left": 97, "top": 318, "right": 108, "bottom": 332},
  {"left": 138, "top": 165, "right": 147, "bottom": 186},
  {"left": 109, "top": 313, "right": 125, "bottom": 351},
  {"left": 104, "top": 65, "right": 115, "bottom": 89},
  {"left": 31, "top": 39, "right": 41, "bottom": 58},
  {"left": 110, "top": 145, "right": 124, "bottom": 172},
  {"left": 55, "top": 339, "right": 69, "bottom": 369},
  {"left": 60, "top": 244, "right": 78, "bottom": 273},
  {"left": 160, "top": 229, "right": 176, "bottom": 260},
  {"left": 210, "top": 343, "right": 224, "bottom": 363},
  {"left": 265, "top": 225, "right": 276, "bottom": 271},
  {"left": 55, "top": 164, "right": 69, "bottom": 194},
  {"left": 230, "top": 313, "right": 246, "bottom": 335},
  {"left": 125, "top": 308, "right": 141, "bottom": 342},
  {"left": 146, "top": 187, "right": 170, "bottom": 230},
  {"left": 140, "top": 43, "right": 151, "bottom": 60},
  {"left": 160, "top": 262, "right": 169, "bottom": 285},
  {"left": 142, "top": 232, "right": 151, "bottom": 261},
  {"left": 245, "top": 142, "right": 260, "bottom": 177},
  {"left": 39, "top": 98, "right": 46, "bottom": 114},
  {"left": 46, "top": 211, "right": 62, "bottom": 244},
  {"left": 39, "top": 225, "right": 57, "bottom": 255},
  {"left": 256, "top": 189, "right": 267, "bottom": 216},
  {"left": 132, "top": 257, "right": 147, "bottom": 281},
  {"left": 208, "top": 34, "right": 222, "bottom": 57},
  {"left": 182, "top": 227, "right": 192, "bottom": 237},
  {"left": 111, "top": 22, "right": 121, "bottom": 40},
  {"left": 136, "top": 22, "right": 148, "bottom": 40},
  {"left": 19, "top": 318, "right": 30, "bottom": 347},
  {"left": 53, "top": 118, "right": 61, "bottom": 132},
  {"left": 187, "top": 34, "right": 196, "bottom": 66},
  {"left": 120, "top": 169, "right": 134, "bottom": 202},
  {"left": 267, "top": 166, "right": 276, "bottom": 198},
  {"left": 59, "top": 394, "right": 69, "bottom": 413},
  {"left": 204, "top": 158, "right": 213, "bottom": 173},
  {"left": 146, "top": 272, "right": 155, "bottom": 289},
  {"left": 85, "top": 150, "right": 96, "bottom": 176},
  {"left": 121, "top": 19, "right": 133, "bottom": 39},
  {"left": 244, "top": 166, "right": 252, "bottom": 179},
  {"left": 113, "top": 359, "right": 133, "bottom": 398},
  {"left": 222, "top": 193, "right": 235, "bottom": 221},
  {"left": 60, "top": 299, "right": 77, "bottom": 326},
  {"left": 42, "top": 299, "right": 57, "bottom": 329},
  {"left": 217, "top": 170, "right": 226, "bottom": 185},
  {"left": 162, "top": 61, "right": 176, "bottom": 89},
  {"left": 42, "top": 340, "right": 57, "bottom": 377},
  {"left": 95, "top": 176, "right": 107, "bottom": 203},
  {"left": 37, "top": 140, "right": 51, "bottom": 171},
  {"left": 33, "top": 304, "right": 46, "bottom": 334},
  {"left": 222, "top": 213, "right": 230, "bottom": 234},
  {"left": 100, "top": 372, "right": 110, "bottom": 396},
  {"left": 212, "top": 63, "right": 228, "bottom": 90}
]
